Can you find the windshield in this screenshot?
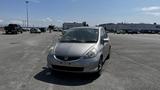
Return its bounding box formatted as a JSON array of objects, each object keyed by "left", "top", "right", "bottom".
[{"left": 60, "top": 28, "right": 99, "bottom": 43}]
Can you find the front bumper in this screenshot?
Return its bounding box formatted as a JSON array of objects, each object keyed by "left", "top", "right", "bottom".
[{"left": 47, "top": 54, "right": 100, "bottom": 73}]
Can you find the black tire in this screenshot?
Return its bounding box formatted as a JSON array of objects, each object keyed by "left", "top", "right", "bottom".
[
  {"left": 106, "top": 46, "right": 111, "bottom": 60},
  {"left": 95, "top": 57, "right": 103, "bottom": 76},
  {"left": 106, "top": 52, "right": 110, "bottom": 60}
]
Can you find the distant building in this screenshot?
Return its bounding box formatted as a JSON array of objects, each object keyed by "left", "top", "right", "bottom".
[
  {"left": 99, "top": 23, "right": 160, "bottom": 33},
  {"left": 63, "top": 22, "right": 88, "bottom": 30}
]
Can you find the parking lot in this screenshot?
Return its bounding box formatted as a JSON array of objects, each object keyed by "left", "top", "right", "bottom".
[{"left": 0, "top": 32, "right": 160, "bottom": 90}]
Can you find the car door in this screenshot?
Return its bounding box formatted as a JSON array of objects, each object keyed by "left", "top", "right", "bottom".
[
  {"left": 105, "top": 31, "right": 110, "bottom": 57},
  {"left": 102, "top": 28, "right": 109, "bottom": 60}
]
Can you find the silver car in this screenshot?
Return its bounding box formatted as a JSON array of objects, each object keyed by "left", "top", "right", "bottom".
[
  {"left": 47, "top": 27, "right": 111, "bottom": 75},
  {"left": 30, "top": 28, "right": 41, "bottom": 33}
]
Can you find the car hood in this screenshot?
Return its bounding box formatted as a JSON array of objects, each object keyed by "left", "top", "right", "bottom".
[{"left": 55, "top": 43, "right": 95, "bottom": 56}]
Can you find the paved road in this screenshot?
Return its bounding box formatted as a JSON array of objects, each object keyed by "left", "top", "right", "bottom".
[{"left": 0, "top": 32, "right": 160, "bottom": 90}]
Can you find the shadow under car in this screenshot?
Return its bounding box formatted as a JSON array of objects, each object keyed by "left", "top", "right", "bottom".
[{"left": 34, "top": 67, "right": 99, "bottom": 86}]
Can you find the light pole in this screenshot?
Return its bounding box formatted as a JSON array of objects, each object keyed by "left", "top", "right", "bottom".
[{"left": 25, "top": 1, "right": 29, "bottom": 28}]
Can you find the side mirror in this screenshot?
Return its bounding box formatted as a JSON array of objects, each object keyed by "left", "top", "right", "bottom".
[
  {"left": 59, "top": 34, "right": 63, "bottom": 36},
  {"left": 58, "top": 37, "right": 61, "bottom": 40},
  {"left": 103, "top": 38, "right": 109, "bottom": 43}
]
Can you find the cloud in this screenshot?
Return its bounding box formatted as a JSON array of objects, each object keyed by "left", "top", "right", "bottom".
[
  {"left": 42, "top": 17, "right": 53, "bottom": 22},
  {"left": 57, "top": 20, "right": 63, "bottom": 23},
  {"left": 10, "top": 20, "right": 23, "bottom": 24},
  {"left": 141, "top": 6, "right": 160, "bottom": 12},
  {"left": 140, "top": 6, "right": 160, "bottom": 16},
  {"left": 0, "top": 19, "right": 3, "bottom": 23},
  {"left": 46, "top": 17, "right": 53, "bottom": 22},
  {"left": 25, "top": 0, "right": 40, "bottom": 3},
  {"left": 145, "top": 12, "right": 160, "bottom": 16}
]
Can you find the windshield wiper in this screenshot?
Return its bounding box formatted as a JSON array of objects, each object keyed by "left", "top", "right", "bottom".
[
  {"left": 60, "top": 40, "right": 84, "bottom": 43},
  {"left": 60, "top": 40, "right": 97, "bottom": 43},
  {"left": 83, "top": 41, "right": 97, "bottom": 43}
]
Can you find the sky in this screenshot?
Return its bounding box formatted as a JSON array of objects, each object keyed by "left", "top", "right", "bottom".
[{"left": 0, "top": 0, "right": 160, "bottom": 27}]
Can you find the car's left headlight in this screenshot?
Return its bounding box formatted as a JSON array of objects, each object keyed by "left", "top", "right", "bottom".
[
  {"left": 48, "top": 46, "right": 55, "bottom": 55},
  {"left": 83, "top": 48, "right": 97, "bottom": 59}
]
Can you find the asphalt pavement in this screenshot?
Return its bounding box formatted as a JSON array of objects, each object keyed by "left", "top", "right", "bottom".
[{"left": 0, "top": 32, "right": 160, "bottom": 90}]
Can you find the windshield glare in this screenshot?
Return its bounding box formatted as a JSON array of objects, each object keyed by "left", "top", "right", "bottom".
[{"left": 60, "top": 28, "right": 99, "bottom": 43}]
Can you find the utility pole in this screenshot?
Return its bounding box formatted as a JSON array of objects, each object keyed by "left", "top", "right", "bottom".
[
  {"left": 22, "top": 20, "right": 25, "bottom": 27},
  {"left": 25, "top": 1, "right": 29, "bottom": 28}
]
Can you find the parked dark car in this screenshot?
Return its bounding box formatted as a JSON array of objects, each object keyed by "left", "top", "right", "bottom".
[
  {"left": 39, "top": 27, "right": 47, "bottom": 32},
  {"left": 54, "top": 27, "right": 59, "bottom": 31},
  {"left": 126, "top": 30, "right": 138, "bottom": 34},
  {"left": 4, "top": 24, "right": 23, "bottom": 34},
  {"left": 30, "top": 28, "right": 41, "bottom": 33},
  {"left": 116, "top": 30, "right": 126, "bottom": 34},
  {"left": 139, "top": 29, "right": 160, "bottom": 34},
  {"left": 48, "top": 25, "right": 55, "bottom": 30}
]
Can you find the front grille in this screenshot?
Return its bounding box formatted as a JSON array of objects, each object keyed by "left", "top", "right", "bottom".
[
  {"left": 52, "top": 65, "right": 84, "bottom": 71},
  {"left": 55, "top": 56, "right": 80, "bottom": 61}
]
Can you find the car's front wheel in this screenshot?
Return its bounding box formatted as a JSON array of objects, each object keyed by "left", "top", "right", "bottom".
[
  {"left": 106, "top": 47, "right": 111, "bottom": 60},
  {"left": 105, "top": 46, "right": 111, "bottom": 65},
  {"left": 95, "top": 57, "right": 103, "bottom": 76}
]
